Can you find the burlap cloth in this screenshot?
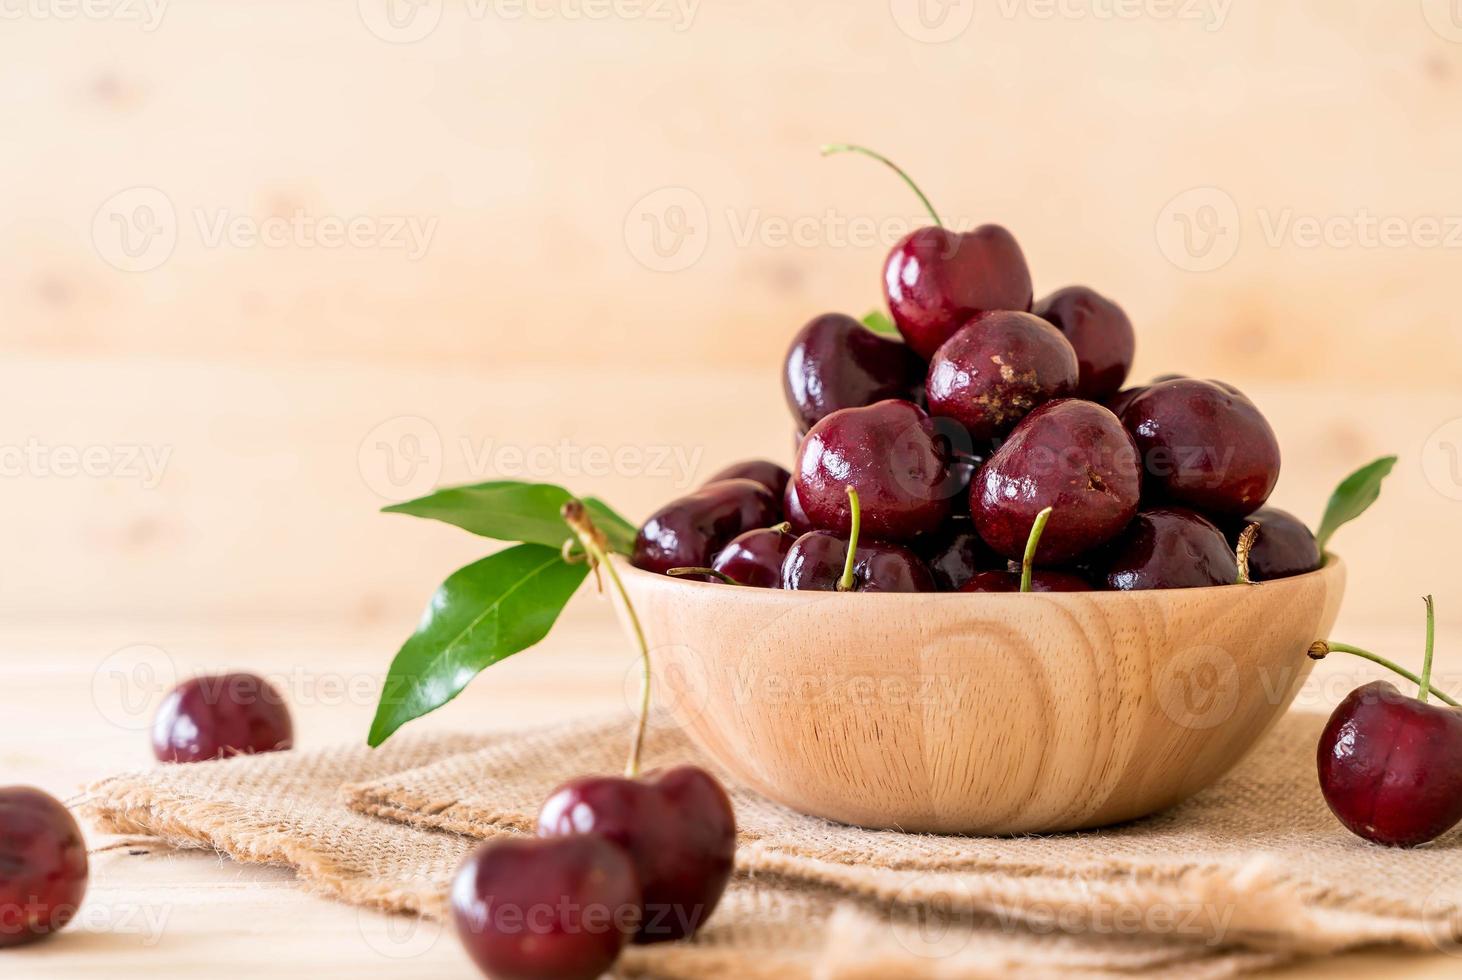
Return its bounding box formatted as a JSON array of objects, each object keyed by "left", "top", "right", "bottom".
[{"left": 83, "top": 712, "right": 1462, "bottom": 978}]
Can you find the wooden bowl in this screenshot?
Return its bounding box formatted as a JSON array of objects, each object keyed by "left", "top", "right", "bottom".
[{"left": 612, "top": 557, "right": 1346, "bottom": 835}]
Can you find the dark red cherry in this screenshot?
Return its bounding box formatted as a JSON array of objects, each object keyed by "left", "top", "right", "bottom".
[
  {"left": 452, "top": 835, "right": 640, "bottom": 980},
  {"left": 1224, "top": 507, "right": 1322, "bottom": 581},
  {"left": 1032, "top": 286, "right": 1135, "bottom": 401},
  {"left": 781, "top": 530, "right": 935, "bottom": 593},
  {"left": 971, "top": 399, "right": 1141, "bottom": 564},
  {"left": 152, "top": 673, "right": 294, "bottom": 763},
  {"left": 1120, "top": 379, "right": 1281, "bottom": 518},
  {"left": 794, "top": 400, "right": 953, "bottom": 542},
  {"left": 1104, "top": 385, "right": 1147, "bottom": 420},
  {"left": 926, "top": 311, "right": 1079, "bottom": 443},
  {"left": 961, "top": 569, "right": 1091, "bottom": 593},
  {"left": 632, "top": 479, "right": 779, "bottom": 576},
  {"left": 913, "top": 519, "right": 999, "bottom": 591},
  {"left": 705, "top": 460, "right": 790, "bottom": 498},
  {"left": 1100, "top": 507, "right": 1238, "bottom": 590},
  {"left": 711, "top": 525, "right": 796, "bottom": 589},
  {"left": 0, "top": 788, "right": 88, "bottom": 948},
  {"left": 1318, "top": 681, "right": 1462, "bottom": 848},
  {"left": 783, "top": 313, "right": 924, "bottom": 431},
  {"left": 782, "top": 478, "right": 814, "bottom": 534},
  {"left": 538, "top": 766, "right": 734, "bottom": 945},
  {"left": 885, "top": 225, "right": 1034, "bottom": 360}
]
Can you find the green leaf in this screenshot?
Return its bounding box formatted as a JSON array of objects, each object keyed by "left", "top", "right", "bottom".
[
  {"left": 861, "top": 309, "right": 897, "bottom": 336},
  {"left": 1316, "top": 455, "right": 1397, "bottom": 553},
  {"left": 383, "top": 480, "right": 638, "bottom": 554},
  {"left": 368, "top": 544, "right": 590, "bottom": 747}
]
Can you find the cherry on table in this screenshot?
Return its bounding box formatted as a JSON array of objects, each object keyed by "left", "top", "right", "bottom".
[
  {"left": 452, "top": 835, "right": 641, "bottom": 980},
  {"left": 970, "top": 399, "right": 1141, "bottom": 565},
  {"left": 705, "top": 460, "right": 790, "bottom": 498},
  {"left": 1032, "top": 286, "right": 1135, "bottom": 401},
  {"left": 926, "top": 311, "right": 1080, "bottom": 444},
  {"left": 632, "top": 479, "right": 780, "bottom": 576},
  {"left": 1119, "top": 378, "right": 1281, "bottom": 518},
  {"left": 794, "top": 399, "right": 954, "bottom": 543},
  {"left": 537, "top": 766, "right": 735, "bottom": 944},
  {"left": 1099, "top": 507, "right": 1239, "bottom": 591},
  {"left": 152, "top": 672, "right": 294, "bottom": 763},
  {"left": 783, "top": 313, "right": 924, "bottom": 431},
  {"left": 0, "top": 788, "right": 89, "bottom": 948},
  {"left": 1224, "top": 507, "right": 1321, "bottom": 581}
]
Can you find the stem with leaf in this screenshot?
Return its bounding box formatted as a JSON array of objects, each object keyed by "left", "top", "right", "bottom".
[
  {"left": 1309, "top": 595, "right": 1457, "bottom": 707},
  {"left": 1020, "top": 507, "right": 1054, "bottom": 594},
  {"left": 562, "top": 500, "right": 652, "bottom": 778},
  {"left": 821, "top": 143, "right": 943, "bottom": 228}
]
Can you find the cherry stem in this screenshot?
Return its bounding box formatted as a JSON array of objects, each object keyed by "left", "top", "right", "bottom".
[
  {"left": 1235, "top": 523, "right": 1260, "bottom": 586},
  {"left": 838, "top": 486, "right": 861, "bottom": 593},
  {"left": 1020, "top": 507, "right": 1054, "bottom": 594},
  {"left": 667, "top": 566, "right": 741, "bottom": 586},
  {"left": 1420, "top": 595, "right": 1437, "bottom": 703},
  {"left": 821, "top": 143, "right": 944, "bottom": 229},
  {"left": 1309, "top": 638, "right": 1460, "bottom": 708},
  {"left": 563, "top": 500, "right": 651, "bottom": 778},
  {"left": 770, "top": 521, "right": 793, "bottom": 535}
]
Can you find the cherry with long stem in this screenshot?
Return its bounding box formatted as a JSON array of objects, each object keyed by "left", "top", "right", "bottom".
[
  {"left": 1019, "top": 506, "right": 1054, "bottom": 594},
  {"left": 562, "top": 500, "right": 653, "bottom": 778},
  {"left": 1309, "top": 595, "right": 1458, "bottom": 707},
  {"left": 821, "top": 144, "right": 943, "bottom": 229}
]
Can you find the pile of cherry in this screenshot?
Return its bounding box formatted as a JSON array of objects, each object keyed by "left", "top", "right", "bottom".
[{"left": 632, "top": 151, "right": 1317, "bottom": 594}]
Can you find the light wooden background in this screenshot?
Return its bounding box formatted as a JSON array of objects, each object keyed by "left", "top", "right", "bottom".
[{"left": 4, "top": 2, "right": 1462, "bottom": 976}]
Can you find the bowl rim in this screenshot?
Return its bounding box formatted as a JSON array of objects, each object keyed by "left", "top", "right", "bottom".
[{"left": 613, "top": 552, "right": 1345, "bottom": 603}]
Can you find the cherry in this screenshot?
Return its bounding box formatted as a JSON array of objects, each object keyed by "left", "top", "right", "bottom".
[
  {"left": 783, "top": 313, "right": 924, "bottom": 431},
  {"left": 781, "top": 488, "right": 936, "bottom": 592},
  {"left": 452, "top": 835, "right": 640, "bottom": 980},
  {"left": 152, "top": 672, "right": 294, "bottom": 763},
  {"left": 782, "top": 477, "right": 814, "bottom": 534},
  {"left": 0, "top": 788, "right": 88, "bottom": 948},
  {"left": 823, "top": 144, "right": 1032, "bottom": 360},
  {"left": 926, "top": 311, "right": 1079, "bottom": 444},
  {"left": 710, "top": 524, "right": 795, "bottom": 588},
  {"left": 1224, "top": 507, "right": 1321, "bottom": 582},
  {"left": 1032, "top": 286, "right": 1135, "bottom": 401},
  {"left": 971, "top": 399, "right": 1141, "bottom": 565},
  {"left": 960, "top": 507, "right": 1091, "bottom": 593},
  {"left": 1099, "top": 507, "right": 1239, "bottom": 591},
  {"left": 1312, "top": 598, "right": 1462, "bottom": 847},
  {"left": 705, "top": 460, "right": 790, "bottom": 498},
  {"left": 913, "top": 517, "right": 999, "bottom": 591},
  {"left": 631, "top": 479, "right": 779, "bottom": 576},
  {"left": 1119, "top": 378, "right": 1281, "bottom": 518},
  {"left": 538, "top": 766, "right": 735, "bottom": 944},
  {"left": 794, "top": 399, "right": 953, "bottom": 542}
]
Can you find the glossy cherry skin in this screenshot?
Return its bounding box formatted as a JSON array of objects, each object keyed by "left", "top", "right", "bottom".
[
  {"left": 1224, "top": 507, "right": 1321, "bottom": 581},
  {"left": 960, "top": 569, "right": 1092, "bottom": 593},
  {"left": 452, "top": 835, "right": 640, "bottom": 980},
  {"left": 705, "top": 460, "right": 790, "bottom": 498},
  {"left": 794, "top": 400, "right": 954, "bottom": 543},
  {"left": 0, "top": 788, "right": 89, "bottom": 948},
  {"left": 1319, "top": 681, "right": 1462, "bottom": 847},
  {"left": 926, "top": 311, "right": 1080, "bottom": 443},
  {"left": 538, "top": 766, "right": 735, "bottom": 945},
  {"left": 712, "top": 525, "right": 796, "bottom": 588},
  {"left": 152, "top": 673, "right": 294, "bottom": 763},
  {"left": 913, "top": 519, "right": 999, "bottom": 591},
  {"left": 1032, "top": 287, "right": 1135, "bottom": 401},
  {"left": 1100, "top": 507, "right": 1239, "bottom": 591},
  {"left": 783, "top": 313, "right": 925, "bottom": 431},
  {"left": 971, "top": 399, "right": 1141, "bottom": 565},
  {"left": 632, "top": 479, "right": 780, "bottom": 576},
  {"left": 780, "top": 531, "right": 936, "bottom": 593},
  {"left": 884, "top": 225, "right": 1034, "bottom": 360},
  {"left": 782, "top": 478, "right": 814, "bottom": 534},
  {"left": 1120, "top": 379, "right": 1281, "bottom": 518}
]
